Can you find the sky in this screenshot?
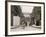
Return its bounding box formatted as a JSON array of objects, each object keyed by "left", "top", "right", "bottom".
[
  {"left": 20, "top": 5, "right": 34, "bottom": 13},
  {"left": 20, "top": 5, "right": 34, "bottom": 17}
]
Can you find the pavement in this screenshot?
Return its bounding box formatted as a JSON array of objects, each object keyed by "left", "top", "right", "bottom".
[{"left": 11, "top": 25, "right": 41, "bottom": 32}]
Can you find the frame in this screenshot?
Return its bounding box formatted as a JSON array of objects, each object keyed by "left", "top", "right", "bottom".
[{"left": 5, "top": 1, "right": 45, "bottom": 36}]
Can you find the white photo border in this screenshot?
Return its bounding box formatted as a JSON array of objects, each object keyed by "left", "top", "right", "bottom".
[{"left": 5, "top": 1, "right": 45, "bottom": 36}]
